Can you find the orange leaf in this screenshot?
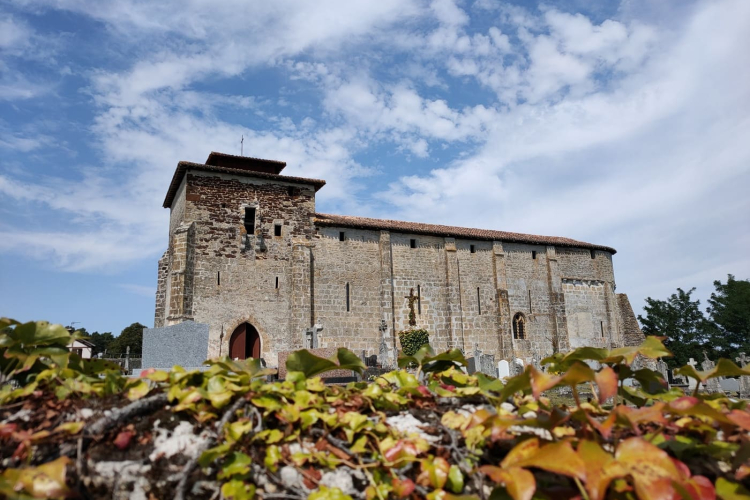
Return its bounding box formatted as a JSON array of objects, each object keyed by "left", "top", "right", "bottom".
[
  {"left": 585, "top": 411, "right": 616, "bottom": 440},
  {"left": 727, "top": 410, "right": 750, "bottom": 432},
  {"left": 392, "top": 477, "right": 415, "bottom": 498},
  {"left": 616, "top": 437, "right": 682, "bottom": 500},
  {"left": 560, "top": 362, "right": 596, "bottom": 386},
  {"left": 114, "top": 430, "right": 135, "bottom": 450},
  {"left": 578, "top": 440, "right": 625, "bottom": 500},
  {"left": 529, "top": 366, "right": 561, "bottom": 399},
  {"left": 595, "top": 366, "right": 618, "bottom": 403},
  {"left": 512, "top": 441, "right": 586, "bottom": 480},
  {"left": 480, "top": 465, "right": 536, "bottom": 500},
  {"left": 501, "top": 438, "right": 541, "bottom": 468}
]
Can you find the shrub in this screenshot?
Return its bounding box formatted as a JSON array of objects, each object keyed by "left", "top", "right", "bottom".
[
  {"left": 398, "top": 328, "right": 429, "bottom": 356},
  {"left": 3, "top": 317, "right": 750, "bottom": 500}
]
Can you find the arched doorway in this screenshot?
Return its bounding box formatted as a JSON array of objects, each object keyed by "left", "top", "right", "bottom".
[{"left": 229, "top": 322, "right": 261, "bottom": 360}]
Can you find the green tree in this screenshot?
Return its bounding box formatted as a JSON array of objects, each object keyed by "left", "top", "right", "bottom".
[
  {"left": 638, "top": 287, "right": 713, "bottom": 368},
  {"left": 87, "top": 331, "right": 115, "bottom": 357},
  {"left": 706, "top": 274, "right": 750, "bottom": 360},
  {"left": 108, "top": 322, "right": 145, "bottom": 357}
]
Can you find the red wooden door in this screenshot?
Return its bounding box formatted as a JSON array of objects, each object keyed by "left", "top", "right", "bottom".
[
  {"left": 229, "top": 323, "right": 246, "bottom": 360},
  {"left": 229, "top": 323, "right": 260, "bottom": 360}
]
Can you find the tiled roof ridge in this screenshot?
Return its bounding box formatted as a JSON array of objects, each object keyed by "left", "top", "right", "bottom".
[
  {"left": 313, "top": 212, "right": 616, "bottom": 253},
  {"left": 206, "top": 151, "right": 287, "bottom": 166},
  {"left": 162, "top": 161, "right": 326, "bottom": 208}
]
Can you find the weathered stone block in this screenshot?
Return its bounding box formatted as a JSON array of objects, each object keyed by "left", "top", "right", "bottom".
[{"left": 142, "top": 321, "right": 209, "bottom": 369}]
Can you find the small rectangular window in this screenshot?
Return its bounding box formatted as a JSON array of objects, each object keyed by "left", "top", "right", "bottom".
[
  {"left": 339, "top": 231, "right": 346, "bottom": 242},
  {"left": 274, "top": 224, "right": 282, "bottom": 237},
  {"left": 528, "top": 290, "right": 533, "bottom": 313},
  {"left": 243, "top": 207, "right": 256, "bottom": 234},
  {"left": 345, "top": 283, "right": 350, "bottom": 312},
  {"left": 217, "top": 271, "right": 220, "bottom": 286},
  {"left": 477, "top": 287, "right": 481, "bottom": 315},
  {"left": 275, "top": 276, "right": 279, "bottom": 289},
  {"left": 601, "top": 321, "right": 605, "bottom": 337},
  {"left": 590, "top": 249, "right": 596, "bottom": 259},
  {"left": 410, "top": 239, "right": 417, "bottom": 249},
  {"left": 532, "top": 250, "right": 537, "bottom": 259},
  {"left": 417, "top": 285, "right": 421, "bottom": 315},
  {"left": 470, "top": 244, "right": 476, "bottom": 254}
]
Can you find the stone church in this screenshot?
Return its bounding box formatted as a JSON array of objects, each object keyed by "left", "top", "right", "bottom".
[{"left": 153, "top": 151, "right": 643, "bottom": 368}]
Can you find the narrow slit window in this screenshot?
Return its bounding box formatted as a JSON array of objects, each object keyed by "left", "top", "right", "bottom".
[
  {"left": 410, "top": 239, "right": 417, "bottom": 249},
  {"left": 601, "top": 321, "right": 605, "bottom": 337},
  {"left": 528, "top": 290, "right": 532, "bottom": 313},
  {"left": 477, "top": 287, "right": 481, "bottom": 315},
  {"left": 274, "top": 224, "right": 282, "bottom": 237},
  {"left": 275, "top": 276, "right": 279, "bottom": 289},
  {"left": 345, "top": 283, "right": 350, "bottom": 312},
  {"left": 243, "top": 207, "right": 256, "bottom": 234},
  {"left": 339, "top": 231, "right": 346, "bottom": 242},
  {"left": 532, "top": 250, "right": 537, "bottom": 259},
  {"left": 470, "top": 244, "right": 476, "bottom": 254},
  {"left": 217, "top": 271, "right": 220, "bottom": 286},
  {"left": 513, "top": 313, "right": 526, "bottom": 340},
  {"left": 590, "top": 249, "right": 596, "bottom": 259},
  {"left": 417, "top": 285, "right": 421, "bottom": 315}
]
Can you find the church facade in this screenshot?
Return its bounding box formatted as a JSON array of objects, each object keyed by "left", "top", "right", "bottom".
[{"left": 154, "top": 152, "right": 643, "bottom": 367}]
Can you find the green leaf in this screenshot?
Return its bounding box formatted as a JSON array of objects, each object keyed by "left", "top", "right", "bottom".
[
  {"left": 308, "top": 486, "right": 354, "bottom": 500},
  {"left": 285, "top": 348, "right": 364, "bottom": 378},
  {"left": 218, "top": 452, "right": 253, "bottom": 479},
  {"left": 716, "top": 478, "right": 750, "bottom": 500},
  {"left": 221, "top": 479, "right": 256, "bottom": 500}
]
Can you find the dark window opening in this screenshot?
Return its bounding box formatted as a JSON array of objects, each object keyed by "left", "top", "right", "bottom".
[
  {"left": 243, "top": 207, "right": 256, "bottom": 234},
  {"left": 417, "top": 285, "right": 421, "bottom": 315},
  {"left": 470, "top": 244, "right": 476, "bottom": 254},
  {"left": 410, "top": 239, "right": 417, "bottom": 249},
  {"left": 288, "top": 187, "right": 299, "bottom": 197},
  {"left": 274, "top": 224, "right": 282, "bottom": 237},
  {"left": 339, "top": 231, "right": 346, "bottom": 242},
  {"left": 221, "top": 203, "right": 226, "bottom": 208},
  {"left": 513, "top": 313, "right": 526, "bottom": 340},
  {"left": 477, "top": 287, "right": 481, "bottom": 315},
  {"left": 275, "top": 276, "right": 279, "bottom": 289},
  {"left": 532, "top": 250, "right": 537, "bottom": 259},
  {"left": 590, "top": 249, "right": 596, "bottom": 259},
  {"left": 528, "top": 290, "right": 533, "bottom": 313},
  {"left": 217, "top": 271, "right": 221, "bottom": 286},
  {"left": 345, "top": 283, "right": 350, "bottom": 312}
]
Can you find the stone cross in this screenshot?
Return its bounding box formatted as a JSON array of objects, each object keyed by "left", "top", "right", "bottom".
[
  {"left": 405, "top": 288, "right": 418, "bottom": 327},
  {"left": 687, "top": 358, "right": 698, "bottom": 369}
]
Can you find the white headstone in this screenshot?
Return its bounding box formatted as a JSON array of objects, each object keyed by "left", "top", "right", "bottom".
[
  {"left": 720, "top": 378, "right": 740, "bottom": 394},
  {"left": 498, "top": 360, "right": 510, "bottom": 379}
]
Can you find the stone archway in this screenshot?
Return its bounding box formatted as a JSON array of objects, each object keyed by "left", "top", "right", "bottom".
[{"left": 229, "top": 322, "right": 261, "bottom": 360}]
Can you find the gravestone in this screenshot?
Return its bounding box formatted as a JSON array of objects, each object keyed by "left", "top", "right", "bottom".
[
  {"left": 140, "top": 321, "right": 210, "bottom": 372},
  {"left": 466, "top": 357, "right": 478, "bottom": 374},
  {"left": 736, "top": 353, "right": 750, "bottom": 399},
  {"left": 497, "top": 360, "right": 510, "bottom": 379},
  {"left": 512, "top": 358, "right": 525, "bottom": 376},
  {"left": 480, "top": 354, "right": 496, "bottom": 377},
  {"left": 720, "top": 378, "right": 740, "bottom": 394},
  {"left": 671, "top": 369, "right": 688, "bottom": 386},
  {"left": 686, "top": 358, "right": 699, "bottom": 391},
  {"left": 656, "top": 359, "right": 670, "bottom": 388},
  {"left": 701, "top": 352, "right": 723, "bottom": 394}
]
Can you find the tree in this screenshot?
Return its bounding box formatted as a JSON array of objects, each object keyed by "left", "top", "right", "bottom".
[
  {"left": 706, "top": 274, "right": 750, "bottom": 360},
  {"left": 87, "top": 331, "right": 115, "bottom": 357},
  {"left": 108, "top": 322, "right": 145, "bottom": 357},
  {"left": 638, "top": 287, "right": 713, "bottom": 368}
]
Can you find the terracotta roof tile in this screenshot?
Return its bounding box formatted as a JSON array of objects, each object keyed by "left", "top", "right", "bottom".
[
  {"left": 313, "top": 213, "right": 616, "bottom": 253},
  {"left": 163, "top": 161, "right": 326, "bottom": 208}
]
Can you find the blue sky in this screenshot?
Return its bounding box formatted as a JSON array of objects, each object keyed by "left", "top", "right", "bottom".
[{"left": 1, "top": 0, "right": 748, "bottom": 336}]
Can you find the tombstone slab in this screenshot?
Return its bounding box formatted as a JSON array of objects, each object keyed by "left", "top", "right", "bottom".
[
  {"left": 497, "top": 360, "right": 510, "bottom": 379},
  {"left": 479, "top": 354, "right": 496, "bottom": 377},
  {"left": 141, "top": 321, "right": 210, "bottom": 370}
]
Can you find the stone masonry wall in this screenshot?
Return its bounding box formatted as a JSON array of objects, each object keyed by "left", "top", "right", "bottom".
[{"left": 157, "top": 166, "right": 634, "bottom": 368}]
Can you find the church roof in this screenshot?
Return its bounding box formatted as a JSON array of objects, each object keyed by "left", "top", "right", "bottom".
[
  {"left": 313, "top": 213, "right": 617, "bottom": 253},
  {"left": 163, "top": 160, "right": 326, "bottom": 208}
]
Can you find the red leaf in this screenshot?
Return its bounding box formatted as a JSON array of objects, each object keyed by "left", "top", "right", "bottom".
[
  {"left": 392, "top": 477, "right": 415, "bottom": 498},
  {"left": 727, "top": 410, "right": 750, "bottom": 432},
  {"left": 417, "top": 385, "right": 432, "bottom": 397},
  {"left": 595, "top": 366, "right": 618, "bottom": 403},
  {"left": 114, "top": 430, "right": 135, "bottom": 450}
]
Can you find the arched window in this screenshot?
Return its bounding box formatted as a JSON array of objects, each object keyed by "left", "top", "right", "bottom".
[{"left": 513, "top": 313, "right": 526, "bottom": 340}]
